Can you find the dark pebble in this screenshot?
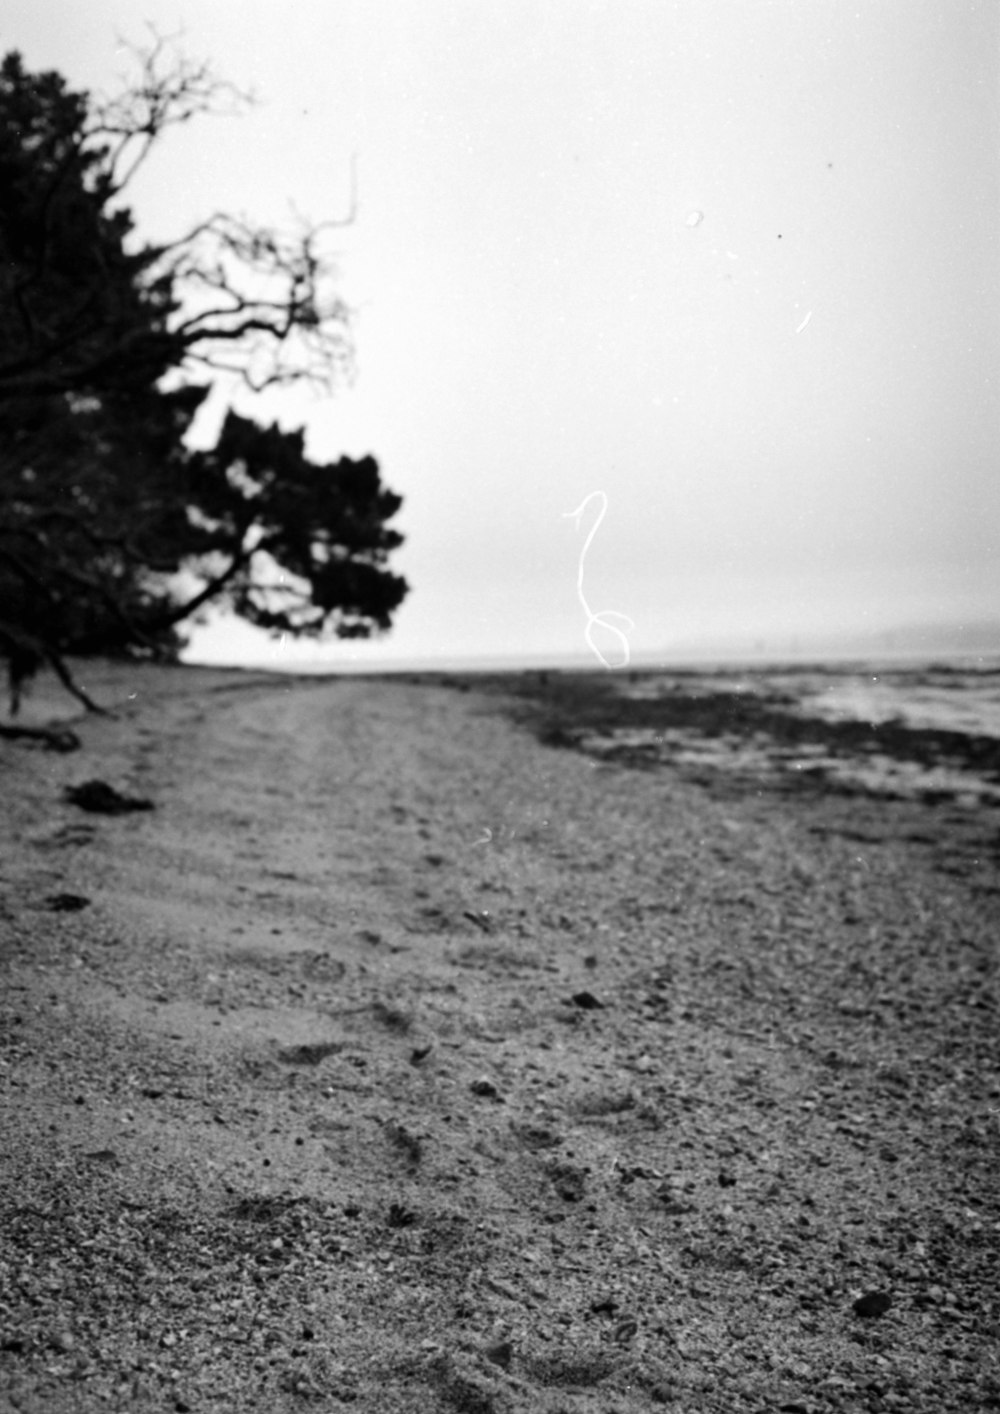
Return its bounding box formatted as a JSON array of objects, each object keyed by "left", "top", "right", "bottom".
[
  {"left": 484, "top": 1339, "right": 513, "bottom": 1369},
  {"left": 64, "top": 780, "right": 154, "bottom": 814},
  {"left": 45, "top": 893, "right": 91, "bottom": 912},
  {"left": 853, "top": 1290, "right": 893, "bottom": 1318},
  {"left": 277, "top": 1042, "right": 342, "bottom": 1066}
]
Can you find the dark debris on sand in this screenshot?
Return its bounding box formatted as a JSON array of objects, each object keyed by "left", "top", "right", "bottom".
[{"left": 64, "top": 780, "right": 155, "bottom": 814}]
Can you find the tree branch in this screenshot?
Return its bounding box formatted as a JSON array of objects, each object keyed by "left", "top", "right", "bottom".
[
  {"left": 0, "top": 618, "right": 109, "bottom": 716},
  {"left": 142, "top": 542, "right": 254, "bottom": 631},
  {"left": 91, "top": 28, "right": 253, "bottom": 196}
]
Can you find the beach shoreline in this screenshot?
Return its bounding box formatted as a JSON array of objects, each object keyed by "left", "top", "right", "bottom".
[{"left": 1, "top": 662, "right": 998, "bottom": 1412}]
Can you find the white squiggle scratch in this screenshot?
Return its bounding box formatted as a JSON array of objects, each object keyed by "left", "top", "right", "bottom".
[
  {"left": 795, "top": 310, "right": 813, "bottom": 334},
  {"left": 563, "top": 491, "right": 635, "bottom": 670}
]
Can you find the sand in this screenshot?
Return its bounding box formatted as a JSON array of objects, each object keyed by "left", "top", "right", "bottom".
[{"left": 1, "top": 662, "right": 998, "bottom": 1413}]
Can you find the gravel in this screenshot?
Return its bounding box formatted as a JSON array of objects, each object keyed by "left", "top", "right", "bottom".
[{"left": 1, "top": 662, "right": 998, "bottom": 1412}]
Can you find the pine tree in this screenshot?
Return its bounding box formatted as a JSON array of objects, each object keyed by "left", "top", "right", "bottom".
[{"left": 0, "top": 44, "right": 407, "bottom": 715}]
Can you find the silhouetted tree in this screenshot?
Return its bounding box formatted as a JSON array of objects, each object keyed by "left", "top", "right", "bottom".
[{"left": 0, "top": 41, "right": 407, "bottom": 714}]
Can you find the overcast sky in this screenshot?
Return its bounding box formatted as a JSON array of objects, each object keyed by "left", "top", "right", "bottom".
[{"left": 7, "top": 1, "right": 999, "bottom": 667}]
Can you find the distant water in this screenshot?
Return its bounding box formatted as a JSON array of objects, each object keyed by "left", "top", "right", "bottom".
[
  {"left": 658, "top": 663, "right": 1000, "bottom": 739},
  {"left": 604, "top": 660, "right": 1000, "bottom": 805},
  {"left": 802, "top": 671, "right": 1000, "bottom": 739}
]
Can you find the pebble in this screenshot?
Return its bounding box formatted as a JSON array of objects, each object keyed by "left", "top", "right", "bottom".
[
  {"left": 469, "top": 1077, "right": 502, "bottom": 1100},
  {"left": 484, "top": 1339, "right": 513, "bottom": 1369},
  {"left": 853, "top": 1290, "right": 892, "bottom": 1319}
]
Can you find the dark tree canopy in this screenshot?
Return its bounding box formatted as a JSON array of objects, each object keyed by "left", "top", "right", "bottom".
[
  {"left": 0, "top": 50, "right": 181, "bottom": 401},
  {"left": 185, "top": 412, "right": 405, "bottom": 640},
  {"left": 0, "top": 43, "right": 407, "bottom": 713}
]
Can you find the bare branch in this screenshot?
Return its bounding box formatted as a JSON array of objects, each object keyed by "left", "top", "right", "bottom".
[
  {"left": 0, "top": 206, "right": 353, "bottom": 400},
  {"left": 91, "top": 26, "right": 253, "bottom": 195},
  {"left": 0, "top": 33, "right": 354, "bottom": 403},
  {"left": 154, "top": 210, "right": 355, "bottom": 390}
]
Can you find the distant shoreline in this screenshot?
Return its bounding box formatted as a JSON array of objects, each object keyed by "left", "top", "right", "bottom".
[
  {"left": 182, "top": 647, "right": 1000, "bottom": 679},
  {"left": 6, "top": 652, "right": 1000, "bottom": 730}
]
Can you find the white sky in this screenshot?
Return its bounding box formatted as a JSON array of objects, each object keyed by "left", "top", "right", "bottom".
[{"left": 6, "top": 1, "right": 1000, "bottom": 667}]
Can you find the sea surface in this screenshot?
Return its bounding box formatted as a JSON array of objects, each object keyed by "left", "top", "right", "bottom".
[{"left": 622, "top": 661, "right": 1000, "bottom": 738}]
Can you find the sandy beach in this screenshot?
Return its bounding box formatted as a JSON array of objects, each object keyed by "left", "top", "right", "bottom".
[{"left": 1, "top": 663, "right": 998, "bottom": 1413}]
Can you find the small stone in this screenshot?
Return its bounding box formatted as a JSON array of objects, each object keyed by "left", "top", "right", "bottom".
[
  {"left": 569, "top": 991, "right": 604, "bottom": 1010},
  {"left": 50, "top": 1329, "right": 75, "bottom": 1352},
  {"left": 484, "top": 1339, "right": 513, "bottom": 1369},
  {"left": 547, "top": 1163, "right": 587, "bottom": 1202},
  {"left": 470, "top": 1077, "right": 502, "bottom": 1100},
  {"left": 819, "top": 1375, "right": 856, "bottom": 1394},
  {"left": 64, "top": 780, "right": 154, "bottom": 814},
  {"left": 85, "top": 1148, "right": 119, "bottom": 1166},
  {"left": 45, "top": 893, "right": 91, "bottom": 912},
  {"left": 853, "top": 1290, "right": 892, "bottom": 1319}
]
